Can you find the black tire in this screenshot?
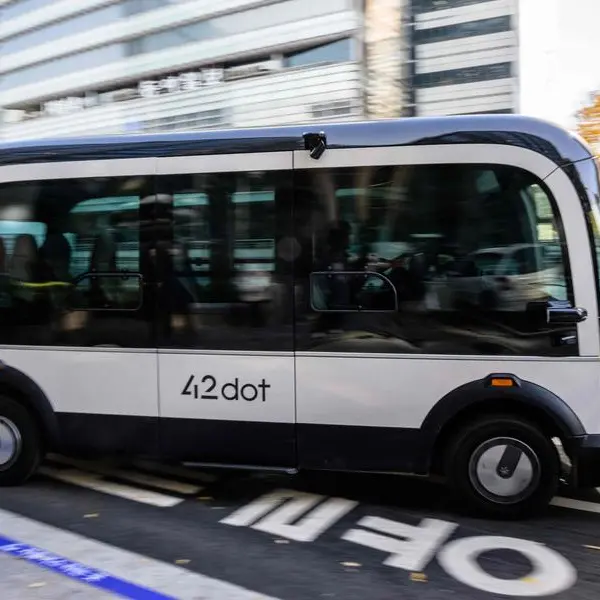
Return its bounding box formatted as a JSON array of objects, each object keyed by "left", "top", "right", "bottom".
[
  {"left": 444, "top": 414, "right": 559, "bottom": 519},
  {"left": 0, "top": 395, "right": 42, "bottom": 486}
]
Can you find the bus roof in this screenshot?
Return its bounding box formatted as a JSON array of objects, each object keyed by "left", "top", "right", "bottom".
[{"left": 0, "top": 114, "right": 592, "bottom": 168}]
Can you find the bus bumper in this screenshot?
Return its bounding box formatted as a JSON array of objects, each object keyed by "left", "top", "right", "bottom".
[{"left": 568, "top": 434, "right": 600, "bottom": 488}]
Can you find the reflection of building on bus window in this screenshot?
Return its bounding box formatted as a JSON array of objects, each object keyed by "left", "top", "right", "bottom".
[
  {"left": 295, "top": 162, "right": 576, "bottom": 357},
  {"left": 0, "top": 176, "right": 150, "bottom": 347},
  {"left": 157, "top": 170, "right": 289, "bottom": 350}
]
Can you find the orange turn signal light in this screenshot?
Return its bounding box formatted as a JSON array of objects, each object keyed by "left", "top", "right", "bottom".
[{"left": 490, "top": 378, "right": 515, "bottom": 388}]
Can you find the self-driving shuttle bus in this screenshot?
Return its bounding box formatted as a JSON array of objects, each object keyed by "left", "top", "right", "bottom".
[{"left": 0, "top": 114, "right": 599, "bottom": 519}]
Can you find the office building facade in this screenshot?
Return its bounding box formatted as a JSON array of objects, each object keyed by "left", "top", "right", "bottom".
[
  {"left": 409, "top": 0, "right": 519, "bottom": 117},
  {"left": 0, "top": 0, "right": 364, "bottom": 140}
]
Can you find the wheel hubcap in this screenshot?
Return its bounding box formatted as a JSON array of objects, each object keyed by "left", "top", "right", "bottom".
[
  {"left": 0, "top": 417, "right": 22, "bottom": 470},
  {"left": 468, "top": 437, "right": 541, "bottom": 505}
]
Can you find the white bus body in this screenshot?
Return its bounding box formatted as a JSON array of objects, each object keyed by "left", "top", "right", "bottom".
[{"left": 0, "top": 115, "right": 599, "bottom": 519}]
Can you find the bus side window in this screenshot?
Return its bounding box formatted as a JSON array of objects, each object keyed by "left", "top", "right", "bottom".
[{"left": 294, "top": 163, "right": 576, "bottom": 357}]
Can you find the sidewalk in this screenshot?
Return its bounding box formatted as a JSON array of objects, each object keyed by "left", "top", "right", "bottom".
[
  {"left": 0, "top": 507, "right": 280, "bottom": 600},
  {"left": 0, "top": 553, "right": 112, "bottom": 600}
]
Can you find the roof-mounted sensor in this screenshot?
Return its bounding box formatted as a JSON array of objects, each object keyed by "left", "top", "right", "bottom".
[{"left": 302, "top": 131, "right": 327, "bottom": 160}]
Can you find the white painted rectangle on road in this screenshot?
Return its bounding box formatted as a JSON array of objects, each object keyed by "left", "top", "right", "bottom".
[
  {"left": 551, "top": 496, "right": 600, "bottom": 514},
  {"left": 46, "top": 455, "right": 203, "bottom": 495},
  {"left": 39, "top": 467, "right": 183, "bottom": 508}
]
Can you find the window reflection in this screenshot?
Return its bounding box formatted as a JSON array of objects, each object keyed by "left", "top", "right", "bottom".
[
  {"left": 0, "top": 177, "right": 151, "bottom": 347},
  {"left": 295, "top": 164, "right": 576, "bottom": 357},
  {"left": 157, "top": 171, "right": 293, "bottom": 351}
]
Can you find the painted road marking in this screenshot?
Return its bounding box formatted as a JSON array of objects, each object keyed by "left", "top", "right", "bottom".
[
  {"left": 342, "top": 516, "right": 457, "bottom": 571},
  {"left": 47, "top": 455, "right": 203, "bottom": 495},
  {"left": 551, "top": 496, "right": 600, "bottom": 514},
  {"left": 343, "top": 515, "right": 577, "bottom": 596},
  {"left": 0, "top": 536, "right": 175, "bottom": 600},
  {"left": 41, "top": 455, "right": 600, "bottom": 516},
  {"left": 438, "top": 536, "right": 577, "bottom": 597},
  {"left": 220, "top": 489, "right": 358, "bottom": 542},
  {"left": 0, "top": 508, "right": 280, "bottom": 600},
  {"left": 39, "top": 466, "right": 183, "bottom": 508}
]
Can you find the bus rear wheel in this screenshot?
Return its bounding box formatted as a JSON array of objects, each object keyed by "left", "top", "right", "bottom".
[
  {"left": 0, "top": 396, "right": 42, "bottom": 486},
  {"left": 445, "top": 415, "right": 560, "bottom": 519}
]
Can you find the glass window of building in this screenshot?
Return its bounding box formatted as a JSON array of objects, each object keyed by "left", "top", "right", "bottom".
[
  {"left": 413, "top": 16, "right": 512, "bottom": 45},
  {"left": 0, "top": 45, "right": 125, "bottom": 92},
  {"left": 125, "top": 0, "right": 350, "bottom": 55},
  {"left": 2, "top": 0, "right": 52, "bottom": 20},
  {"left": 2, "top": 6, "right": 124, "bottom": 55},
  {"left": 412, "top": 0, "right": 490, "bottom": 14},
  {"left": 414, "top": 62, "right": 513, "bottom": 88},
  {"left": 285, "top": 39, "right": 354, "bottom": 68}
]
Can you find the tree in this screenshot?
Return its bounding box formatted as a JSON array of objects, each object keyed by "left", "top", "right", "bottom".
[{"left": 576, "top": 91, "right": 600, "bottom": 155}]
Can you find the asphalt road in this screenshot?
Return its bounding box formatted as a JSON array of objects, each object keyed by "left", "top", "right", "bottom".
[{"left": 1, "top": 454, "right": 600, "bottom": 599}]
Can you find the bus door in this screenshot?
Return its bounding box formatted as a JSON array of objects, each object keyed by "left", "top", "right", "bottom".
[
  {"left": 154, "top": 152, "right": 297, "bottom": 467},
  {"left": 292, "top": 143, "right": 599, "bottom": 473}
]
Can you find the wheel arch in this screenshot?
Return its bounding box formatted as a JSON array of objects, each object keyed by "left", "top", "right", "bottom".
[
  {"left": 0, "top": 363, "right": 60, "bottom": 450},
  {"left": 421, "top": 373, "right": 585, "bottom": 473}
]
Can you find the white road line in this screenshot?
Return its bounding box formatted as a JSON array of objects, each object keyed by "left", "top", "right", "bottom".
[
  {"left": 0, "top": 508, "right": 280, "bottom": 600},
  {"left": 39, "top": 467, "right": 183, "bottom": 508},
  {"left": 220, "top": 490, "right": 291, "bottom": 527},
  {"left": 46, "top": 455, "right": 203, "bottom": 495},
  {"left": 551, "top": 496, "right": 600, "bottom": 514}
]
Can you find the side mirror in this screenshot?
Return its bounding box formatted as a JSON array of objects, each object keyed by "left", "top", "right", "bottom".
[
  {"left": 526, "top": 299, "right": 587, "bottom": 325},
  {"left": 546, "top": 300, "right": 587, "bottom": 324}
]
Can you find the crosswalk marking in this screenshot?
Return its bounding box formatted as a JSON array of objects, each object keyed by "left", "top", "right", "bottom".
[
  {"left": 46, "top": 455, "right": 203, "bottom": 495},
  {"left": 39, "top": 466, "right": 183, "bottom": 508}
]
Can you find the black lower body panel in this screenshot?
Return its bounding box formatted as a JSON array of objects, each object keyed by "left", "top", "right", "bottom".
[
  {"left": 297, "top": 423, "right": 429, "bottom": 474},
  {"left": 568, "top": 434, "right": 600, "bottom": 487},
  {"left": 54, "top": 413, "right": 429, "bottom": 474},
  {"left": 54, "top": 413, "right": 296, "bottom": 468}
]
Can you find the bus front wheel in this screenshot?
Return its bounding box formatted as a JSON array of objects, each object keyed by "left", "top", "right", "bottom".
[
  {"left": 445, "top": 415, "right": 560, "bottom": 519},
  {"left": 0, "top": 395, "right": 42, "bottom": 486}
]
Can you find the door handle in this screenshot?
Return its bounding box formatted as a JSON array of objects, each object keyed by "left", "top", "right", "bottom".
[{"left": 546, "top": 300, "right": 588, "bottom": 325}]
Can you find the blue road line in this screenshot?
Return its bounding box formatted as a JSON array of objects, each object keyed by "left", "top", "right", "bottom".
[{"left": 0, "top": 534, "right": 177, "bottom": 600}]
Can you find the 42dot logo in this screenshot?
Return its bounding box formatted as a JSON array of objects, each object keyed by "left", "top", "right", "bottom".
[{"left": 181, "top": 374, "right": 270, "bottom": 402}]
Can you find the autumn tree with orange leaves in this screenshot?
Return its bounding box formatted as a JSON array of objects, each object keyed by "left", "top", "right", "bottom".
[{"left": 576, "top": 91, "right": 600, "bottom": 156}]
